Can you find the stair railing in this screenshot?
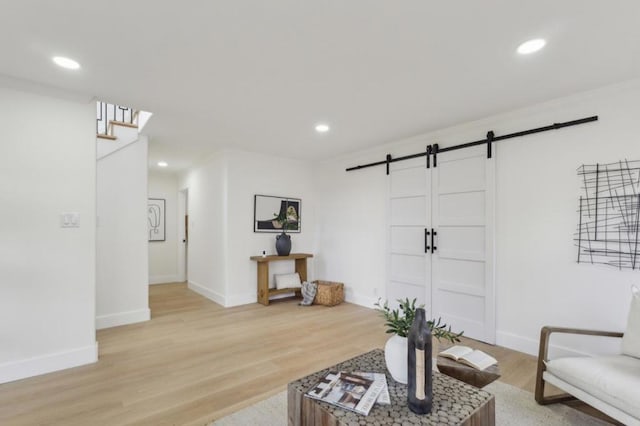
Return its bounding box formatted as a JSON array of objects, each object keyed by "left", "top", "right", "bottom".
[{"left": 96, "top": 102, "right": 138, "bottom": 136}]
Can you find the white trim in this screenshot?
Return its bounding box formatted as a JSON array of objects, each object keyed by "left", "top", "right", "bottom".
[
  {"left": 225, "top": 292, "right": 258, "bottom": 307},
  {"left": 177, "top": 188, "right": 188, "bottom": 282},
  {"left": 345, "top": 289, "right": 378, "bottom": 309},
  {"left": 484, "top": 145, "right": 496, "bottom": 344},
  {"left": 96, "top": 308, "right": 150, "bottom": 330},
  {"left": 496, "top": 330, "right": 594, "bottom": 358},
  {"left": 0, "top": 343, "right": 98, "bottom": 384},
  {"left": 188, "top": 280, "right": 225, "bottom": 306},
  {"left": 496, "top": 330, "right": 544, "bottom": 356},
  {"left": 149, "top": 275, "right": 181, "bottom": 285},
  {"left": 0, "top": 74, "right": 94, "bottom": 103}
]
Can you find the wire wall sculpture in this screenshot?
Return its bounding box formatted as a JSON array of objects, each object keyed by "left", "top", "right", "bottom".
[{"left": 575, "top": 159, "right": 640, "bottom": 270}]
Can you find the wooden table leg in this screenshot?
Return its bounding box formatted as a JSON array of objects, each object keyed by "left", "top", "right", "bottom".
[
  {"left": 257, "top": 262, "right": 269, "bottom": 306},
  {"left": 295, "top": 258, "right": 308, "bottom": 282}
]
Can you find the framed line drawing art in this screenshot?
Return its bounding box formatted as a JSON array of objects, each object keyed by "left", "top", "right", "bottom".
[
  {"left": 148, "top": 198, "right": 166, "bottom": 241},
  {"left": 254, "top": 195, "right": 301, "bottom": 233}
]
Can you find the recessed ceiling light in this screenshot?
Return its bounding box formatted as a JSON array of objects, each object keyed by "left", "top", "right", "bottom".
[
  {"left": 315, "top": 123, "right": 330, "bottom": 133},
  {"left": 157, "top": 161, "right": 168, "bottom": 167},
  {"left": 52, "top": 56, "right": 81, "bottom": 70},
  {"left": 517, "top": 39, "right": 546, "bottom": 55}
]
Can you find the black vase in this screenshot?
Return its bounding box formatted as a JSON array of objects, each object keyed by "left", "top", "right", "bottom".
[
  {"left": 275, "top": 232, "right": 291, "bottom": 256},
  {"left": 407, "top": 308, "right": 433, "bottom": 414}
]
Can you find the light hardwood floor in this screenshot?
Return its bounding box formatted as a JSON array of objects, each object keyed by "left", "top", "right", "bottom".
[{"left": 0, "top": 283, "right": 610, "bottom": 425}]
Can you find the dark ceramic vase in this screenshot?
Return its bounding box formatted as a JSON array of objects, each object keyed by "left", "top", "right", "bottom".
[
  {"left": 407, "top": 308, "right": 433, "bottom": 414},
  {"left": 275, "top": 232, "right": 291, "bottom": 256}
]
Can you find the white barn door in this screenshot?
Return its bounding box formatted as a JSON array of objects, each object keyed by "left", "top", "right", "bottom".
[
  {"left": 388, "top": 158, "right": 431, "bottom": 308},
  {"left": 387, "top": 146, "right": 495, "bottom": 343},
  {"left": 432, "top": 146, "right": 495, "bottom": 343}
]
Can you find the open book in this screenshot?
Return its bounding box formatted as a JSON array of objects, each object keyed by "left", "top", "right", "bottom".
[
  {"left": 439, "top": 346, "right": 498, "bottom": 371},
  {"left": 306, "top": 371, "right": 385, "bottom": 415}
]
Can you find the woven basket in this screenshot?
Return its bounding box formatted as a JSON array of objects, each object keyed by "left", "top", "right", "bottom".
[{"left": 313, "top": 280, "right": 344, "bottom": 306}]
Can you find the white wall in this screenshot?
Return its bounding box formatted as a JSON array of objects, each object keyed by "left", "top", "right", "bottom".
[
  {"left": 148, "top": 171, "right": 179, "bottom": 284},
  {"left": 225, "top": 150, "right": 316, "bottom": 306},
  {"left": 313, "top": 150, "right": 388, "bottom": 308},
  {"left": 179, "top": 150, "right": 316, "bottom": 307},
  {"left": 0, "top": 86, "right": 97, "bottom": 383},
  {"left": 179, "top": 153, "right": 227, "bottom": 304},
  {"left": 96, "top": 137, "right": 150, "bottom": 329},
  {"left": 314, "top": 80, "right": 640, "bottom": 357}
]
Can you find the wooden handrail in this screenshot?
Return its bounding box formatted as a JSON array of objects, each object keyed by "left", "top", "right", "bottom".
[{"left": 97, "top": 102, "right": 139, "bottom": 138}]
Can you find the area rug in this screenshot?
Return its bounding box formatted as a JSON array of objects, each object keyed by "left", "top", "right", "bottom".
[{"left": 212, "top": 381, "right": 612, "bottom": 425}]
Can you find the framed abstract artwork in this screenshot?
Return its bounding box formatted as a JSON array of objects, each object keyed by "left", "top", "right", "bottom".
[
  {"left": 254, "top": 194, "right": 301, "bottom": 233},
  {"left": 148, "top": 198, "right": 166, "bottom": 241}
]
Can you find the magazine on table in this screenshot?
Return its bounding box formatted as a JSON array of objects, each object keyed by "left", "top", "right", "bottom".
[
  {"left": 353, "top": 371, "right": 390, "bottom": 405},
  {"left": 439, "top": 345, "right": 498, "bottom": 371},
  {"left": 305, "top": 371, "right": 385, "bottom": 415}
]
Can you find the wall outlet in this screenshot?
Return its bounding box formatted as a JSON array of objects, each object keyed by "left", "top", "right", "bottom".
[{"left": 60, "top": 212, "right": 80, "bottom": 228}]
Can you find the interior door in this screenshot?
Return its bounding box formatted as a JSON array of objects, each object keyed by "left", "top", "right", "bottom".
[
  {"left": 431, "top": 145, "right": 495, "bottom": 343},
  {"left": 388, "top": 158, "right": 431, "bottom": 308}
]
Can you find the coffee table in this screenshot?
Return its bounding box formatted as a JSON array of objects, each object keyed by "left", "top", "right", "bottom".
[{"left": 288, "top": 349, "right": 495, "bottom": 426}]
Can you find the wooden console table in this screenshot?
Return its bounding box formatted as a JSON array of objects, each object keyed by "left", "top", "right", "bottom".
[{"left": 249, "top": 253, "right": 313, "bottom": 306}]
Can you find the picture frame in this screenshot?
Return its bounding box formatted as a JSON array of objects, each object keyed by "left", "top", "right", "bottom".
[
  {"left": 148, "top": 198, "right": 166, "bottom": 241},
  {"left": 254, "top": 194, "right": 301, "bottom": 233}
]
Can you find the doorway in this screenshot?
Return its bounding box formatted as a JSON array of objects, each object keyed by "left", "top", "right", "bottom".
[{"left": 178, "top": 188, "right": 189, "bottom": 282}]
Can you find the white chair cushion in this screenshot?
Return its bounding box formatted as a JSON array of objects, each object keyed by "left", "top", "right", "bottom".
[
  {"left": 546, "top": 354, "right": 640, "bottom": 419},
  {"left": 622, "top": 285, "right": 640, "bottom": 358},
  {"left": 275, "top": 273, "right": 302, "bottom": 290}
]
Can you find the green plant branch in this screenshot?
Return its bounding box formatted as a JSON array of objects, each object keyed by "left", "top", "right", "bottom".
[{"left": 374, "top": 298, "right": 463, "bottom": 342}]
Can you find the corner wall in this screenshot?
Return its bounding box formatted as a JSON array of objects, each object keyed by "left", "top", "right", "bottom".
[
  {"left": 178, "top": 150, "right": 316, "bottom": 307},
  {"left": 96, "top": 137, "right": 150, "bottom": 329},
  {"left": 0, "top": 86, "right": 97, "bottom": 383},
  {"left": 225, "top": 150, "right": 316, "bottom": 306},
  {"left": 314, "top": 80, "right": 640, "bottom": 357},
  {"left": 178, "top": 153, "right": 228, "bottom": 304}
]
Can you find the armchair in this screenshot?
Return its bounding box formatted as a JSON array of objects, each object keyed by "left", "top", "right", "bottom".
[{"left": 535, "top": 326, "right": 638, "bottom": 426}]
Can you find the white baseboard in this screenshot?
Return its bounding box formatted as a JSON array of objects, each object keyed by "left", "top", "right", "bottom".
[
  {"left": 0, "top": 343, "right": 98, "bottom": 384},
  {"left": 187, "top": 280, "right": 255, "bottom": 307},
  {"left": 225, "top": 292, "right": 258, "bottom": 307},
  {"left": 495, "top": 330, "right": 540, "bottom": 356},
  {"left": 149, "top": 275, "right": 181, "bottom": 285},
  {"left": 96, "top": 308, "right": 151, "bottom": 330},
  {"left": 188, "top": 280, "right": 225, "bottom": 306},
  {"left": 344, "top": 289, "right": 377, "bottom": 309},
  {"left": 496, "top": 330, "right": 594, "bottom": 358}
]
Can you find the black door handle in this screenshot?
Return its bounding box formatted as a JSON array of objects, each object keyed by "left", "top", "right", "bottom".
[
  {"left": 431, "top": 229, "right": 437, "bottom": 253},
  {"left": 424, "top": 228, "right": 430, "bottom": 253}
]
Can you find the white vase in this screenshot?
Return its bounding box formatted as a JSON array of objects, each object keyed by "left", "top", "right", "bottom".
[{"left": 384, "top": 334, "right": 408, "bottom": 384}]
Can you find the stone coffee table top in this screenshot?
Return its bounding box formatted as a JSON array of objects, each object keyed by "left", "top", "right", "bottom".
[{"left": 288, "top": 348, "right": 494, "bottom": 425}]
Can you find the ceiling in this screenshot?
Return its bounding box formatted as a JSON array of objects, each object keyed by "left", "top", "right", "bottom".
[{"left": 1, "top": 1, "right": 639, "bottom": 172}]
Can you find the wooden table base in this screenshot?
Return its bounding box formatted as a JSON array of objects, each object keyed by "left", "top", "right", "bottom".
[{"left": 288, "top": 349, "right": 495, "bottom": 425}]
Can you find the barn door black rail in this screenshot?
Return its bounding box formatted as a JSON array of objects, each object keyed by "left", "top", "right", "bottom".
[{"left": 345, "top": 116, "right": 598, "bottom": 174}]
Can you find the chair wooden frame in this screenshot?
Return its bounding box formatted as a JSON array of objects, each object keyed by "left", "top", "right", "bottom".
[{"left": 534, "top": 326, "right": 624, "bottom": 405}]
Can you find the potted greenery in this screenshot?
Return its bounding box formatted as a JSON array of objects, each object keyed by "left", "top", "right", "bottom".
[{"left": 374, "top": 298, "right": 463, "bottom": 383}]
